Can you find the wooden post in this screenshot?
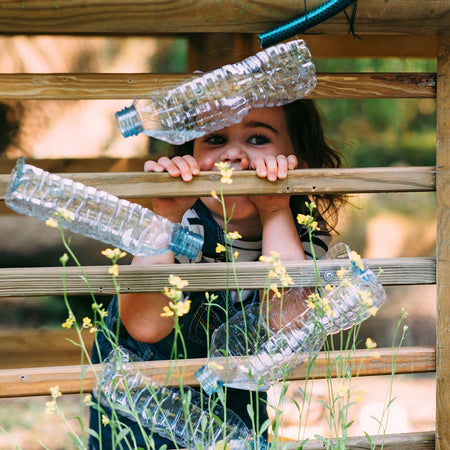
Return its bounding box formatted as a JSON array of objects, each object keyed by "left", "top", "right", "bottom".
[{"left": 436, "top": 36, "right": 450, "bottom": 450}]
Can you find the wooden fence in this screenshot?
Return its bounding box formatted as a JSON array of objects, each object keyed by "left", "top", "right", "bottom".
[{"left": 0, "top": 1, "right": 448, "bottom": 449}]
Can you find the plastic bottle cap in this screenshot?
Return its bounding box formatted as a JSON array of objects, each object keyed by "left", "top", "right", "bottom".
[{"left": 115, "top": 105, "right": 144, "bottom": 137}]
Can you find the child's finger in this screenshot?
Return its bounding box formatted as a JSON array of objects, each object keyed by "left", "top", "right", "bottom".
[
  {"left": 276, "top": 155, "right": 288, "bottom": 179},
  {"left": 155, "top": 156, "right": 182, "bottom": 177},
  {"left": 144, "top": 160, "right": 165, "bottom": 173},
  {"left": 251, "top": 156, "right": 267, "bottom": 178},
  {"left": 181, "top": 155, "right": 200, "bottom": 176},
  {"left": 264, "top": 156, "right": 279, "bottom": 181},
  {"left": 171, "top": 156, "right": 196, "bottom": 181},
  {"left": 287, "top": 155, "right": 299, "bottom": 170}
]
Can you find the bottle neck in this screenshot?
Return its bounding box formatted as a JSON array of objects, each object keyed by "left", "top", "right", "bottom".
[{"left": 115, "top": 104, "right": 144, "bottom": 137}]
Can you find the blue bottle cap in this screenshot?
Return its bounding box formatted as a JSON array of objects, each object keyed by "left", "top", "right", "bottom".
[
  {"left": 194, "top": 365, "right": 223, "bottom": 396},
  {"left": 170, "top": 225, "right": 204, "bottom": 260},
  {"left": 115, "top": 105, "right": 144, "bottom": 137}
]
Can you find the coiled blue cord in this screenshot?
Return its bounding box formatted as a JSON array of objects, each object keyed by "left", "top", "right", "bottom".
[{"left": 258, "top": 0, "right": 356, "bottom": 48}]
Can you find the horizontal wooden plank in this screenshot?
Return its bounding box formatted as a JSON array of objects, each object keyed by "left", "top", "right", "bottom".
[
  {"left": 0, "top": 257, "right": 436, "bottom": 297},
  {"left": 0, "top": 73, "right": 436, "bottom": 100},
  {"left": 0, "top": 1, "right": 447, "bottom": 35},
  {"left": 0, "top": 329, "right": 95, "bottom": 370},
  {"left": 297, "top": 431, "right": 435, "bottom": 450},
  {"left": 0, "top": 346, "right": 435, "bottom": 398},
  {"left": 0, "top": 167, "right": 437, "bottom": 203},
  {"left": 307, "top": 35, "right": 438, "bottom": 58}
]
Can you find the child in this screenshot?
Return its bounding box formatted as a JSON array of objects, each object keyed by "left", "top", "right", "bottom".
[{"left": 89, "top": 99, "right": 345, "bottom": 449}]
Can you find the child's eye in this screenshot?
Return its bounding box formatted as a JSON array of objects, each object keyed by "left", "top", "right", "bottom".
[
  {"left": 205, "top": 134, "right": 227, "bottom": 145},
  {"left": 248, "top": 135, "right": 271, "bottom": 146}
]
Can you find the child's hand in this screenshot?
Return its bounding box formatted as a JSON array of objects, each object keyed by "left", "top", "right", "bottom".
[
  {"left": 249, "top": 154, "right": 298, "bottom": 215},
  {"left": 251, "top": 154, "right": 298, "bottom": 182},
  {"left": 144, "top": 156, "right": 199, "bottom": 222}
]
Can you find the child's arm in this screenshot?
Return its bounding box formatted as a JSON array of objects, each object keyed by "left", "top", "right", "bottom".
[
  {"left": 249, "top": 154, "right": 311, "bottom": 328},
  {"left": 119, "top": 156, "right": 202, "bottom": 343}
]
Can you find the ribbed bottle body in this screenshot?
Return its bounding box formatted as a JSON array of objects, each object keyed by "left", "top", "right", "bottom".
[
  {"left": 5, "top": 158, "right": 203, "bottom": 259},
  {"left": 94, "top": 348, "right": 266, "bottom": 449},
  {"left": 115, "top": 39, "right": 316, "bottom": 144}
]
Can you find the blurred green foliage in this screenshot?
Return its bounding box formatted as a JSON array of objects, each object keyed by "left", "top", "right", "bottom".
[{"left": 315, "top": 58, "right": 437, "bottom": 168}]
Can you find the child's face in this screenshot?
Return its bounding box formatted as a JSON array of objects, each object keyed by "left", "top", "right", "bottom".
[{"left": 194, "top": 106, "right": 296, "bottom": 223}]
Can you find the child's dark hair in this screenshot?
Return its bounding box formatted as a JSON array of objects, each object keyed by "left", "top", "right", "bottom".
[{"left": 174, "top": 99, "right": 346, "bottom": 233}]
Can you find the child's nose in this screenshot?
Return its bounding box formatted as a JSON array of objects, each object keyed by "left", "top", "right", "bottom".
[{"left": 220, "top": 146, "right": 250, "bottom": 170}]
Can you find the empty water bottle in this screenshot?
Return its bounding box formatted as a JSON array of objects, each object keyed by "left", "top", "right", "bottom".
[
  {"left": 115, "top": 39, "right": 316, "bottom": 145},
  {"left": 5, "top": 157, "right": 203, "bottom": 260},
  {"left": 93, "top": 347, "right": 268, "bottom": 449},
  {"left": 195, "top": 243, "right": 386, "bottom": 394}
]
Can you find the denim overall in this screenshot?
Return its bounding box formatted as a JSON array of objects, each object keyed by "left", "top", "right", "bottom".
[{"left": 89, "top": 201, "right": 272, "bottom": 449}]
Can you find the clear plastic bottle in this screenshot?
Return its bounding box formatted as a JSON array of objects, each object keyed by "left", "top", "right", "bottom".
[
  {"left": 5, "top": 157, "right": 203, "bottom": 260},
  {"left": 94, "top": 347, "right": 268, "bottom": 450},
  {"left": 115, "top": 39, "right": 316, "bottom": 145},
  {"left": 195, "top": 243, "right": 386, "bottom": 394}
]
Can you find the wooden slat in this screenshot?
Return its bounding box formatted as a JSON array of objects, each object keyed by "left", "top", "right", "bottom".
[
  {"left": 0, "top": 167, "right": 437, "bottom": 202},
  {"left": 0, "top": 257, "right": 436, "bottom": 297},
  {"left": 0, "top": 346, "right": 435, "bottom": 398},
  {"left": 0, "top": 1, "right": 447, "bottom": 35},
  {"left": 436, "top": 36, "right": 450, "bottom": 450},
  {"left": 296, "top": 431, "right": 435, "bottom": 450},
  {"left": 0, "top": 329, "right": 95, "bottom": 369},
  {"left": 0, "top": 73, "right": 436, "bottom": 100},
  {"left": 307, "top": 35, "right": 438, "bottom": 58}
]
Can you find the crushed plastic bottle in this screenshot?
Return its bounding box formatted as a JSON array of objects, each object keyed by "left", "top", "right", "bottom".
[
  {"left": 195, "top": 243, "right": 386, "bottom": 394},
  {"left": 115, "top": 39, "right": 316, "bottom": 144},
  {"left": 93, "top": 347, "right": 268, "bottom": 449},
  {"left": 5, "top": 157, "right": 203, "bottom": 260}
]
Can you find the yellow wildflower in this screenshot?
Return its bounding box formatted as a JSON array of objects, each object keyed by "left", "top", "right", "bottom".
[
  {"left": 101, "top": 414, "right": 110, "bottom": 426},
  {"left": 45, "top": 400, "right": 57, "bottom": 415},
  {"left": 214, "top": 440, "right": 230, "bottom": 450},
  {"left": 336, "top": 382, "right": 349, "bottom": 398},
  {"left": 83, "top": 394, "right": 92, "bottom": 404},
  {"left": 260, "top": 252, "right": 293, "bottom": 287},
  {"left": 325, "top": 284, "right": 334, "bottom": 292},
  {"left": 350, "top": 250, "right": 365, "bottom": 271},
  {"left": 227, "top": 231, "right": 242, "bottom": 240},
  {"left": 108, "top": 264, "right": 119, "bottom": 277},
  {"left": 169, "top": 274, "right": 189, "bottom": 289},
  {"left": 296, "top": 214, "right": 310, "bottom": 225},
  {"left": 216, "top": 243, "right": 226, "bottom": 253},
  {"left": 89, "top": 327, "right": 98, "bottom": 334},
  {"left": 163, "top": 286, "right": 183, "bottom": 302},
  {"left": 50, "top": 386, "right": 62, "bottom": 398},
  {"left": 354, "top": 389, "right": 367, "bottom": 404},
  {"left": 161, "top": 305, "right": 175, "bottom": 318},
  {"left": 270, "top": 283, "right": 282, "bottom": 298},
  {"left": 336, "top": 268, "right": 348, "bottom": 279},
  {"left": 173, "top": 299, "right": 191, "bottom": 317},
  {"left": 365, "top": 337, "right": 377, "bottom": 349},
  {"left": 62, "top": 317, "right": 74, "bottom": 329},
  {"left": 101, "top": 248, "right": 127, "bottom": 260},
  {"left": 367, "top": 306, "right": 379, "bottom": 316},
  {"left": 233, "top": 251, "right": 239, "bottom": 259},
  {"left": 60, "top": 209, "right": 75, "bottom": 221},
  {"left": 207, "top": 360, "right": 224, "bottom": 371},
  {"left": 360, "top": 291, "right": 373, "bottom": 306},
  {"left": 211, "top": 190, "right": 219, "bottom": 200},
  {"left": 82, "top": 317, "right": 93, "bottom": 329},
  {"left": 215, "top": 162, "right": 234, "bottom": 184},
  {"left": 45, "top": 217, "right": 58, "bottom": 228},
  {"left": 92, "top": 303, "right": 108, "bottom": 318}
]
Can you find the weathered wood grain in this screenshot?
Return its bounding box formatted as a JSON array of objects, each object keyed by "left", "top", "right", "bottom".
[
  {"left": 0, "top": 346, "right": 435, "bottom": 398},
  {"left": 0, "top": 257, "right": 436, "bottom": 297},
  {"left": 0, "top": 1, "right": 447, "bottom": 35},
  {"left": 0, "top": 167, "right": 437, "bottom": 202},
  {"left": 436, "top": 36, "right": 450, "bottom": 450},
  {"left": 0, "top": 73, "right": 436, "bottom": 100}
]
